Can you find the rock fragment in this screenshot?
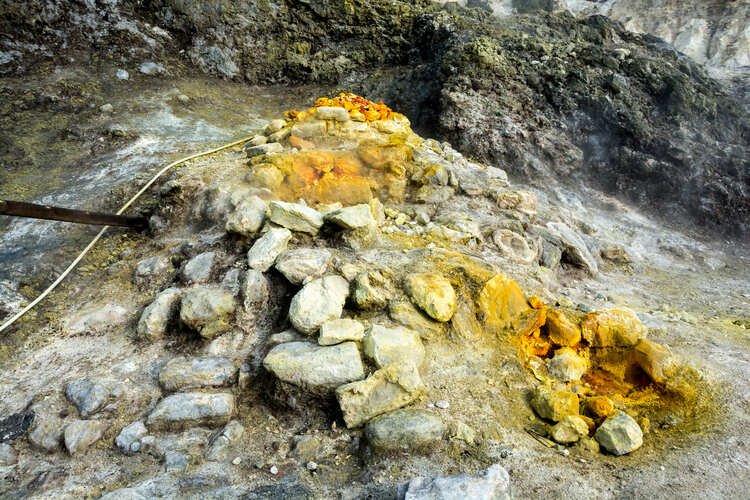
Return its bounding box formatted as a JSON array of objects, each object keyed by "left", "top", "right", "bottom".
[
  {"left": 546, "top": 309, "right": 582, "bottom": 346},
  {"left": 405, "top": 272, "right": 457, "bottom": 322},
  {"left": 136, "top": 287, "right": 182, "bottom": 340},
  {"left": 315, "top": 106, "right": 350, "bottom": 121},
  {"left": 133, "top": 255, "right": 172, "bottom": 284},
  {"left": 450, "top": 298, "right": 482, "bottom": 340},
  {"left": 397, "top": 463, "right": 512, "bottom": 500},
  {"left": 226, "top": 196, "right": 267, "bottom": 236},
  {"left": 546, "top": 222, "right": 598, "bottom": 275},
  {"left": 275, "top": 248, "right": 332, "bottom": 285},
  {"left": 65, "top": 379, "right": 110, "bottom": 418},
  {"left": 352, "top": 270, "right": 392, "bottom": 310},
  {"left": 363, "top": 325, "right": 425, "bottom": 368},
  {"left": 28, "top": 416, "right": 63, "bottom": 452},
  {"left": 478, "top": 274, "right": 531, "bottom": 332},
  {"left": 205, "top": 420, "right": 245, "bottom": 461},
  {"left": 263, "top": 341, "right": 365, "bottom": 394},
  {"left": 633, "top": 338, "right": 674, "bottom": 384},
  {"left": 146, "top": 392, "right": 236, "bottom": 430},
  {"left": 158, "top": 357, "right": 237, "bottom": 391},
  {"left": 268, "top": 201, "right": 324, "bottom": 235},
  {"left": 324, "top": 204, "right": 375, "bottom": 229},
  {"left": 64, "top": 419, "right": 109, "bottom": 455},
  {"left": 550, "top": 415, "right": 589, "bottom": 444},
  {"left": 581, "top": 309, "right": 646, "bottom": 347},
  {"left": 288, "top": 275, "right": 349, "bottom": 334},
  {"left": 0, "top": 443, "right": 17, "bottom": 466},
  {"left": 181, "top": 251, "right": 216, "bottom": 283},
  {"left": 547, "top": 348, "right": 587, "bottom": 382},
  {"left": 389, "top": 301, "right": 445, "bottom": 339},
  {"left": 247, "top": 227, "right": 292, "bottom": 271},
  {"left": 365, "top": 409, "right": 445, "bottom": 452},
  {"left": 318, "top": 318, "right": 365, "bottom": 345},
  {"left": 336, "top": 362, "right": 426, "bottom": 428},
  {"left": 180, "top": 287, "right": 236, "bottom": 339},
  {"left": 245, "top": 142, "right": 283, "bottom": 157},
  {"left": 241, "top": 269, "right": 271, "bottom": 310},
  {"left": 594, "top": 411, "right": 643, "bottom": 456},
  {"left": 115, "top": 421, "right": 148, "bottom": 455},
  {"left": 531, "top": 386, "right": 579, "bottom": 422}
]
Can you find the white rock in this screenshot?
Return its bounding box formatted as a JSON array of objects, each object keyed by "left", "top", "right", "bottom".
[
  {"left": 318, "top": 318, "right": 366, "bottom": 346},
  {"left": 315, "top": 106, "right": 350, "bottom": 121},
  {"left": 324, "top": 204, "right": 375, "bottom": 229},
  {"left": 226, "top": 196, "right": 267, "bottom": 236},
  {"left": 268, "top": 201, "right": 324, "bottom": 235},
  {"left": 275, "top": 248, "right": 332, "bottom": 284},
  {"left": 136, "top": 287, "right": 182, "bottom": 340},
  {"left": 363, "top": 325, "right": 425, "bottom": 368},
  {"left": 247, "top": 227, "right": 292, "bottom": 271},
  {"left": 288, "top": 275, "right": 349, "bottom": 334}
]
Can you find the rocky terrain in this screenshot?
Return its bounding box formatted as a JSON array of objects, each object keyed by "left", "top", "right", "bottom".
[{"left": 0, "top": 1, "right": 749, "bottom": 499}]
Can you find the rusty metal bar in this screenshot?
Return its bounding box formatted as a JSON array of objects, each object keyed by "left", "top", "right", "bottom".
[{"left": 0, "top": 199, "right": 147, "bottom": 228}]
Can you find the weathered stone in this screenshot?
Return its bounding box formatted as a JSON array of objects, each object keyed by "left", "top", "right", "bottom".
[
  {"left": 547, "top": 348, "right": 587, "bottom": 382},
  {"left": 181, "top": 251, "right": 216, "bottom": 283},
  {"left": 352, "top": 270, "right": 392, "bottom": 310},
  {"left": 478, "top": 274, "right": 530, "bottom": 332},
  {"left": 288, "top": 275, "right": 349, "bottom": 334},
  {"left": 180, "top": 287, "right": 236, "bottom": 339},
  {"left": 247, "top": 227, "right": 292, "bottom": 272},
  {"left": 291, "top": 120, "right": 327, "bottom": 139},
  {"left": 318, "top": 318, "right": 365, "bottom": 346},
  {"left": 136, "top": 287, "right": 182, "bottom": 341},
  {"left": 450, "top": 298, "right": 482, "bottom": 340},
  {"left": 165, "top": 450, "right": 189, "bottom": 472},
  {"left": 547, "top": 222, "right": 598, "bottom": 275},
  {"left": 293, "top": 434, "right": 326, "bottom": 462},
  {"left": 324, "top": 204, "right": 375, "bottom": 229},
  {"left": 251, "top": 164, "right": 284, "bottom": 189},
  {"left": 242, "top": 269, "right": 271, "bottom": 310},
  {"left": 275, "top": 248, "right": 332, "bottom": 285},
  {"left": 63, "top": 304, "right": 129, "bottom": 335},
  {"left": 267, "top": 329, "right": 305, "bottom": 347},
  {"left": 600, "top": 244, "right": 631, "bottom": 264},
  {"left": 633, "top": 338, "right": 675, "bottom": 384},
  {"left": 205, "top": 420, "right": 245, "bottom": 461},
  {"left": 550, "top": 415, "right": 589, "bottom": 444},
  {"left": 268, "top": 201, "right": 324, "bottom": 235},
  {"left": 245, "top": 142, "right": 283, "bottom": 157},
  {"left": 226, "top": 196, "right": 267, "bottom": 236},
  {"left": 115, "top": 421, "right": 148, "bottom": 455},
  {"left": 159, "top": 357, "right": 237, "bottom": 391},
  {"left": 581, "top": 309, "right": 647, "bottom": 347},
  {"left": 0, "top": 412, "right": 33, "bottom": 444},
  {"left": 546, "top": 309, "right": 582, "bottom": 346},
  {"left": 405, "top": 272, "right": 457, "bottom": 322},
  {"left": 315, "top": 106, "right": 350, "bottom": 121},
  {"left": 28, "top": 416, "right": 63, "bottom": 452},
  {"left": 398, "top": 463, "right": 512, "bottom": 500},
  {"left": 366, "top": 409, "right": 445, "bottom": 452},
  {"left": 146, "top": 392, "right": 235, "bottom": 430},
  {"left": 389, "top": 301, "right": 445, "bottom": 339},
  {"left": 65, "top": 379, "right": 110, "bottom": 418},
  {"left": 133, "top": 255, "right": 172, "bottom": 284},
  {"left": 531, "top": 386, "right": 579, "bottom": 422},
  {"left": 263, "top": 341, "right": 365, "bottom": 393},
  {"left": 336, "top": 362, "right": 426, "bottom": 428},
  {"left": 99, "top": 488, "right": 147, "bottom": 500},
  {"left": 363, "top": 325, "right": 425, "bottom": 368},
  {"left": 64, "top": 419, "right": 109, "bottom": 455},
  {"left": 493, "top": 229, "right": 537, "bottom": 265},
  {"left": 585, "top": 396, "right": 616, "bottom": 419},
  {"left": 263, "top": 119, "right": 287, "bottom": 135},
  {"left": 221, "top": 268, "right": 242, "bottom": 296},
  {"left": 594, "top": 411, "right": 643, "bottom": 456},
  {"left": 0, "top": 443, "right": 17, "bottom": 466}
]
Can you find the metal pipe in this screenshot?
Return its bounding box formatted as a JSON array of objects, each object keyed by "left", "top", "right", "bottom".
[{"left": 0, "top": 200, "right": 148, "bottom": 228}]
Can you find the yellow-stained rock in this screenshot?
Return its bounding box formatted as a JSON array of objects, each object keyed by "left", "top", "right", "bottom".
[
  {"left": 546, "top": 309, "right": 582, "bottom": 346},
  {"left": 547, "top": 347, "right": 588, "bottom": 382},
  {"left": 478, "top": 274, "right": 530, "bottom": 332},
  {"left": 581, "top": 309, "right": 646, "bottom": 347},
  {"left": 513, "top": 308, "right": 546, "bottom": 336},
  {"left": 584, "top": 396, "right": 616, "bottom": 419},
  {"left": 531, "top": 386, "right": 579, "bottom": 422},
  {"left": 450, "top": 298, "right": 482, "bottom": 340},
  {"left": 357, "top": 139, "right": 412, "bottom": 177},
  {"left": 405, "top": 272, "right": 457, "bottom": 322},
  {"left": 633, "top": 338, "right": 674, "bottom": 384},
  {"left": 251, "top": 164, "right": 284, "bottom": 190}
]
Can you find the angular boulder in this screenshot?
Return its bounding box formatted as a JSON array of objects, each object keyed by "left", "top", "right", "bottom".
[
  {"left": 64, "top": 419, "right": 109, "bottom": 456},
  {"left": 275, "top": 248, "right": 332, "bottom": 285},
  {"left": 546, "top": 348, "right": 587, "bottom": 382},
  {"left": 594, "top": 411, "right": 643, "bottom": 456},
  {"left": 65, "top": 379, "right": 110, "bottom": 418},
  {"left": 365, "top": 409, "right": 446, "bottom": 452},
  {"left": 225, "top": 195, "right": 267, "bottom": 236},
  {"left": 288, "top": 275, "right": 349, "bottom": 334},
  {"left": 146, "top": 392, "right": 236, "bottom": 430},
  {"left": 531, "top": 386, "right": 579, "bottom": 422},
  {"left": 268, "top": 201, "right": 324, "bottom": 235},
  {"left": 478, "top": 274, "right": 530, "bottom": 332},
  {"left": 158, "top": 357, "right": 237, "bottom": 391},
  {"left": 581, "top": 309, "right": 647, "bottom": 347},
  {"left": 318, "top": 318, "right": 366, "bottom": 346},
  {"left": 136, "top": 287, "right": 182, "bottom": 340},
  {"left": 180, "top": 287, "right": 236, "bottom": 339},
  {"left": 324, "top": 204, "right": 375, "bottom": 229},
  {"left": 247, "top": 227, "right": 292, "bottom": 272},
  {"left": 405, "top": 272, "right": 457, "bottom": 322},
  {"left": 550, "top": 415, "right": 589, "bottom": 444},
  {"left": 363, "top": 325, "right": 425, "bottom": 368},
  {"left": 546, "top": 309, "right": 582, "bottom": 346}
]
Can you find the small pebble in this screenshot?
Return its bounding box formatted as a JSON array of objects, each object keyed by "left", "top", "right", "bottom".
[
  {"left": 558, "top": 449, "right": 570, "bottom": 456},
  {"left": 232, "top": 457, "right": 242, "bottom": 465},
  {"left": 270, "top": 465, "right": 278, "bottom": 475},
  {"left": 306, "top": 461, "right": 318, "bottom": 471},
  {"left": 435, "top": 400, "right": 449, "bottom": 409}
]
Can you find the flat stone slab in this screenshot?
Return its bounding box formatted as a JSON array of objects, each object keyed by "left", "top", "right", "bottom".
[
  {"left": 146, "top": 392, "right": 236, "bottom": 430},
  {"left": 263, "top": 341, "right": 365, "bottom": 393},
  {"left": 398, "top": 463, "right": 512, "bottom": 500},
  {"left": 363, "top": 324, "right": 425, "bottom": 368},
  {"left": 158, "top": 357, "right": 238, "bottom": 391},
  {"left": 268, "top": 201, "right": 324, "bottom": 235},
  {"left": 318, "top": 318, "right": 365, "bottom": 346},
  {"left": 366, "top": 409, "right": 446, "bottom": 452}
]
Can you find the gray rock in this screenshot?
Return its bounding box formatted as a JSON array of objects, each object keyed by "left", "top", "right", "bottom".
[
  {"left": 221, "top": 268, "right": 242, "bottom": 296},
  {"left": 134, "top": 255, "right": 172, "bottom": 283},
  {"left": 139, "top": 61, "right": 166, "bottom": 75},
  {"left": 146, "top": 392, "right": 236, "bottom": 430},
  {"left": 65, "top": 379, "right": 110, "bottom": 418},
  {"left": 324, "top": 204, "right": 375, "bottom": 229},
  {"left": 315, "top": 106, "right": 350, "bottom": 121},
  {"left": 363, "top": 325, "right": 425, "bottom": 368},
  {"left": 205, "top": 420, "right": 245, "bottom": 461},
  {"left": 546, "top": 348, "right": 587, "bottom": 382},
  {"left": 594, "top": 411, "right": 643, "bottom": 456},
  {"left": 263, "top": 341, "right": 365, "bottom": 394},
  {"left": 547, "top": 222, "right": 599, "bottom": 275},
  {"left": 180, "top": 287, "right": 236, "bottom": 339},
  {"left": 289, "top": 275, "right": 349, "bottom": 334},
  {"left": 115, "top": 421, "right": 148, "bottom": 455},
  {"left": 115, "top": 69, "right": 129, "bottom": 80},
  {"left": 64, "top": 419, "right": 109, "bottom": 455},
  {"left": 28, "top": 415, "right": 63, "bottom": 452},
  {"left": 244, "top": 142, "right": 283, "bottom": 158},
  {"left": 226, "top": 196, "right": 267, "bottom": 236},
  {"left": 242, "top": 269, "right": 271, "bottom": 310},
  {"left": 366, "top": 409, "right": 446, "bottom": 452},
  {"left": 267, "top": 329, "right": 306, "bottom": 347},
  {"left": 136, "top": 287, "right": 182, "bottom": 340},
  {"left": 268, "top": 201, "right": 324, "bottom": 235},
  {"left": 398, "top": 463, "right": 513, "bottom": 500},
  {"left": 492, "top": 230, "right": 537, "bottom": 265},
  {"left": 159, "top": 357, "right": 237, "bottom": 391},
  {"left": 99, "top": 488, "right": 147, "bottom": 500},
  {"left": 164, "top": 450, "right": 189, "bottom": 472},
  {"left": 247, "top": 227, "right": 292, "bottom": 272},
  {"left": 181, "top": 251, "right": 216, "bottom": 283},
  {"left": 550, "top": 415, "right": 589, "bottom": 444},
  {"left": 318, "top": 318, "right": 365, "bottom": 346},
  {"left": 352, "top": 270, "right": 392, "bottom": 310},
  {"left": 336, "top": 362, "right": 426, "bottom": 428},
  {"left": 0, "top": 443, "right": 17, "bottom": 466},
  {"left": 275, "top": 248, "right": 332, "bottom": 285}
]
